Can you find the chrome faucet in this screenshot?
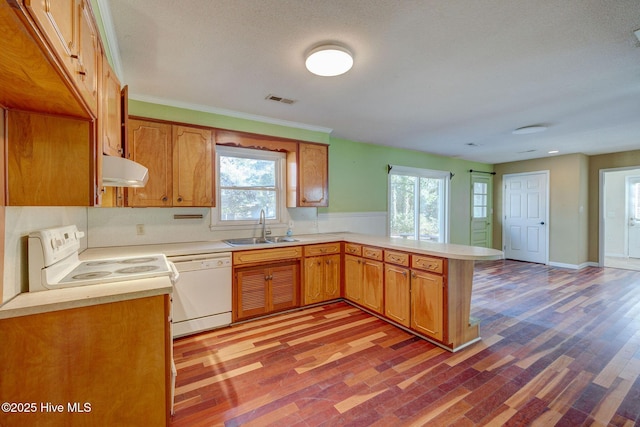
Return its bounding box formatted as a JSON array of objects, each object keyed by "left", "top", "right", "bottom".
[{"left": 259, "top": 209, "right": 266, "bottom": 240}]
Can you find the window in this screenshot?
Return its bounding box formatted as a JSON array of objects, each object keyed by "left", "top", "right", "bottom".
[
  {"left": 211, "top": 146, "right": 287, "bottom": 229},
  {"left": 473, "top": 181, "right": 489, "bottom": 218},
  {"left": 388, "top": 165, "right": 449, "bottom": 242}
]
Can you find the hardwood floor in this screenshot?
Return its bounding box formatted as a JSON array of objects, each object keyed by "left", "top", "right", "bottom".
[{"left": 171, "top": 260, "right": 640, "bottom": 426}]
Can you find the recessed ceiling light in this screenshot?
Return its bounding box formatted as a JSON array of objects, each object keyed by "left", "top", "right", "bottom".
[
  {"left": 305, "top": 44, "right": 353, "bottom": 77},
  {"left": 512, "top": 125, "right": 547, "bottom": 135}
]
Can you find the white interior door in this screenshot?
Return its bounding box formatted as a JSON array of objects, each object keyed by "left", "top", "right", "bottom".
[
  {"left": 470, "top": 173, "right": 493, "bottom": 247},
  {"left": 627, "top": 177, "right": 640, "bottom": 258},
  {"left": 503, "top": 172, "right": 548, "bottom": 264}
]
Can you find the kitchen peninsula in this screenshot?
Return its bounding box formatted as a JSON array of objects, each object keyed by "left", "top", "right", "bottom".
[{"left": 80, "top": 232, "right": 504, "bottom": 351}]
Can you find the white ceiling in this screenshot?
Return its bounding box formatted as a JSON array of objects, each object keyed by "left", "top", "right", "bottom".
[{"left": 103, "top": 0, "right": 640, "bottom": 164}]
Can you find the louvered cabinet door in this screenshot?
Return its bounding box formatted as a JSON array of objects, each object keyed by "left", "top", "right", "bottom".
[
  {"left": 270, "top": 262, "right": 299, "bottom": 312},
  {"left": 236, "top": 267, "right": 268, "bottom": 319}
]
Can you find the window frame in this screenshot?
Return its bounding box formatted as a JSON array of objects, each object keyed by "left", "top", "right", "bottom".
[
  {"left": 387, "top": 164, "right": 450, "bottom": 243},
  {"left": 210, "top": 145, "right": 289, "bottom": 231}
]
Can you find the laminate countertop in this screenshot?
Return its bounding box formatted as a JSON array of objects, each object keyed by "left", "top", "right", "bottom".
[
  {"left": 80, "top": 232, "right": 504, "bottom": 261},
  {"left": 1, "top": 233, "right": 502, "bottom": 320}
]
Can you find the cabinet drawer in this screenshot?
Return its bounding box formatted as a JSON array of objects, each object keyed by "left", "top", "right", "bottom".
[
  {"left": 411, "top": 255, "right": 444, "bottom": 274},
  {"left": 233, "top": 246, "right": 302, "bottom": 265},
  {"left": 384, "top": 250, "right": 409, "bottom": 266},
  {"left": 362, "top": 246, "right": 383, "bottom": 261},
  {"left": 304, "top": 242, "right": 341, "bottom": 257},
  {"left": 344, "top": 243, "right": 362, "bottom": 256}
]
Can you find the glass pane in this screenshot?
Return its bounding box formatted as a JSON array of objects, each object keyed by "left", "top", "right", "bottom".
[
  {"left": 389, "top": 175, "right": 416, "bottom": 238},
  {"left": 419, "top": 177, "right": 440, "bottom": 242},
  {"left": 474, "top": 207, "right": 487, "bottom": 218},
  {"left": 474, "top": 182, "right": 487, "bottom": 194},
  {"left": 474, "top": 195, "right": 487, "bottom": 206},
  {"left": 220, "top": 156, "right": 275, "bottom": 187},
  {"left": 220, "top": 189, "right": 276, "bottom": 220}
]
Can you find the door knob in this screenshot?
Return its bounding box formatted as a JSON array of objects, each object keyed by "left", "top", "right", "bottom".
[{"left": 540, "top": 221, "right": 545, "bottom": 225}]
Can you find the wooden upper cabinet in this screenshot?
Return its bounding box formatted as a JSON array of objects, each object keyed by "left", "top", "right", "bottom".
[
  {"left": 127, "top": 119, "right": 173, "bottom": 207},
  {"left": 100, "top": 55, "right": 122, "bottom": 156},
  {"left": 24, "top": 0, "right": 99, "bottom": 115},
  {"left": 127, "top": 119, "right": 214, "bottom": 207},
  {"left": 172, "top": 125, "right": 214, "bottom": 206},
  {"left": 7, "top": 111, "right": 92, "bottom": 206},
  {"left": 296, "top": 143, "right": 328, "bottom": 207}
]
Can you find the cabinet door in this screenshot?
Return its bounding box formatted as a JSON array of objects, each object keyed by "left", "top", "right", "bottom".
[
  {"left": 384, "top": 264, "right": 410, "bottom": 327},
  {"left": 411, "top": 270, "right": 444, "bottom": 341},
  {"left": 128, "top": 120, "right": 172, "bottom": 206},
  {"left": 75, "top": 0, "right": 98, "bottom": 114},
  {"left": 100, "top": 55, "right": 122, "bottom": 156},
  {"left": 298, "top": 143, "right": 328, "bottom": 207},
  {"left": 323, "top": 254, "right": 341, "bottom": 300},
  {"left": 172, "top": 125, "right": 214, "bottom": 206},
  {"left": 25, "top": 0, "right": 77, "bottom": 83},
  {"left": 270, "top": 262, "right": 299, "bottom": 312},
  {"left": 344, "top": 254, "right": 363, "bottom": 303},
  {"left": 235, "top": 266, "right": 268, "bottom": 320},
  {"left": 303, "top": 256, "right": 323, "bottom": 305},
  {"left": 362, "top": 259, "right": 383, "bottom": 314}
]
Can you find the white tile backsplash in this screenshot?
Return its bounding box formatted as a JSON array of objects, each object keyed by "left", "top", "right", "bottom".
[{"left": 3, "top": 207, "right": 87, "bottom": 302}]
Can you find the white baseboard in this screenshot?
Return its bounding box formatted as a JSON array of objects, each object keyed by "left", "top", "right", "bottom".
[{"left": 548, "top": 261, "right": 599, "bottom": 270}]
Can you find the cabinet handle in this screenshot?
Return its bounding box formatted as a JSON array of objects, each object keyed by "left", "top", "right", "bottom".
[
  {"left": 302, "top": 197, "right": 307, "bottom": 202},
  {"left": 78, "top": 70, "right": 86, "bottom": 76},
  {"left": 402, "top": 271, "right": 408, "bottom": 277},
  {"left": 411, "top": 272, "right": 417, "bottom": 279},
  {"left": 177, "top": 197, "right": 183, "bottom": 202},
  {"left": 317, "top": 261, "right": 321, "bottom": 266},
  {"left": 70, "top": 54, "right": 78, "bottom": 59},
  {"left": 326, "top": 259, "right": 331, "bottom": 265},
  {"left": 162, "top": 196, "right": 168, "bottom": 202}
]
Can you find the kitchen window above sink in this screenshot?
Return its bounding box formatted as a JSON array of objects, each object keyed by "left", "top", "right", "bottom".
[{"left": 211, "top": 146, "right": 289, "bottom": 231}]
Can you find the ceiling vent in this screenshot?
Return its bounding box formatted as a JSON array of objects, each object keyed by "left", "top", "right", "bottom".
[{"left": 265, "top": 94, "right": 296, "bottom": 105}]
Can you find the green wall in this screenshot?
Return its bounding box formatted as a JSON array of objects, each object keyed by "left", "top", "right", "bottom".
[{"left": 130, "top": 99, "right": 493, "bottom": 245}]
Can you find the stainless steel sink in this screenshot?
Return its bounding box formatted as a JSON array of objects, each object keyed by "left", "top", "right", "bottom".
[{"left": 223, "top": 236, "right": 298, "bottom": 246}]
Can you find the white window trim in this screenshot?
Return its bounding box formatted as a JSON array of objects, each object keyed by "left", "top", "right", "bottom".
[
  {"left": 210, "top": 146, "right": 290, "bottom": 231},
  {"left": 387, "top": 164, "right": 450, "bottom": 243}
]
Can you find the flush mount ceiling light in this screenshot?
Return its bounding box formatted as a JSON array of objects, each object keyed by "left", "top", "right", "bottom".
[
  {"left": 305, "top": 44, "right": 353, "bottom": 77},
  {"left": 512, "top": 125, "right": 548, "bottom": 135}
]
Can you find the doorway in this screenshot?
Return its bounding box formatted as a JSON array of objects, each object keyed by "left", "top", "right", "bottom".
[
  {"left": 502, "top": 171, "right": 549, "bottom": 264},
  {"left": 470, "top": 172, "right": 493, "bottom": 247},
  {"left": 601, "top": 167, "right": 640, "bottom": 271}
]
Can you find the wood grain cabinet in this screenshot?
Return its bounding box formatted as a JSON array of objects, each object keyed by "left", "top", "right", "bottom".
[
  {"left": 344, "top": 246, "right": 384, "bottom": 315},
  {"left": 24, "top": 0, "right": 100, "bottom": 115},
  {"left": 288, "top": 142, "right": 329, "bottom": 207},
  {"left": 6, "top": 110, "right": 92, "bottom": 206},
  {"left": 410, "top": 255, "right": 446, "bottom": 342},
  {"left": 233, "top": 247, "right": 302, "bottom": 321},
  {"left": 303, "top": 243, "right": 341, "bottom": 305},
  {"left": 127, "top": 119, "right": 214, "bottom": 207},
  {"left": 0, "top": 295, "right": 172, "bottom": 426},
  {"left": 99, "top": 54, "right": 123, "bottom": 156},
  {"left": 384, "top": 250, "right": 411, "bottom": 327}
]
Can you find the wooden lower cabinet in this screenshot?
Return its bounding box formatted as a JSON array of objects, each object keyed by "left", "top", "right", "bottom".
[
  {"left": 344, "top": 254, "right": 363, "bottom": 303},
  {"left": 410, "top": 269, "right": 444, "bottom": 341},
  {"left": 303, "top": 254, "right": 340, "bottom": 305},
  {"left": 235, "top": 261, "right": 299, "bottom": 320},
  {"left": 344, "top": 254, "right": 383, "bottom": 314},
  {"left": 0, "top": 295, "right": 171, "bottom": 427},
  {"left": 384, "top": 264, "right": 410, "bottom": 327},
  {"left": 362, "top": 259, "right": 383, "bottom": 314}
]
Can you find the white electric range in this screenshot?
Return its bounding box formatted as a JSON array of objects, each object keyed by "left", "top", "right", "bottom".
[{"left": 28, "top": 225, "right": 178, "bottom": 292}]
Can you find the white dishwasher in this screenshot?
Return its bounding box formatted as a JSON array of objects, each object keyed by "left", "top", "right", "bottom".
[{"left": 169, "top": 252, "right": 232, "bottom": 338}]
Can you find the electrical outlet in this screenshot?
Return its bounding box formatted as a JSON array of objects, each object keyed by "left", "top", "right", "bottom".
[{"left": 136, "top": 224, "right": 145, "bottom": 235}]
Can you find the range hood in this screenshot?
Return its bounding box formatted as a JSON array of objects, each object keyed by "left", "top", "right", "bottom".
[{"left": 102, "top": 155, "right": 149, "bottom": 187}]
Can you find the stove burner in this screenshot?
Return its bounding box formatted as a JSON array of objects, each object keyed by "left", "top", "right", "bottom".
[
  {"left": 116, "top": 265, "right": 159, "bottom": 274},
  {"left": 85, "top": 260, "right": 116, "bottom": 267},
  {"left": 119, "top": 257, "right": 158, "bottom": 264},
  {"left": 72, "top": 271, "right": 112, "bottom": 280}
]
